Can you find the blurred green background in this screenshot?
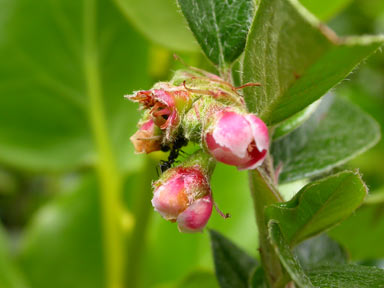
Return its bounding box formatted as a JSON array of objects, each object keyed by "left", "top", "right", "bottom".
[{"left": 0, "top": 0, "right": 383, "bottom": 288}]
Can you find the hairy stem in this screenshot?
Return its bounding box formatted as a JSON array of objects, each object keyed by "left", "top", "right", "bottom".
[
  {"left": 84, "top": 1, "right": 123, "bottom": 287},
  {"left": 249, "top": 156, "right": 284, "bottom": 287}
]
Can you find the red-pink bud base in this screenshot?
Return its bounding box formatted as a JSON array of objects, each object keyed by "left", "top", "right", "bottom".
[{"left": 152, "top": 167, "right": 213, "bottom": 232}]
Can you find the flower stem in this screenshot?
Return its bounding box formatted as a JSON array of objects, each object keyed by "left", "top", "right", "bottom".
[
  {"left": 249, "top": 156, "right": 284, "bottom": 287},
  {"left": 84, "top": 1, "right": 124, "bottom": 287}
]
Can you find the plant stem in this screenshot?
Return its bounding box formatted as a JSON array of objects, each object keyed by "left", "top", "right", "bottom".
[
  {"left": 84, "top": 1, "right": 123, "bottom": 287},
  {"left": 249, "top": 156, "right": 284, "bottom": 287},
  {"left": 125, "top": 158, "right": 157, "bottom": 288}
]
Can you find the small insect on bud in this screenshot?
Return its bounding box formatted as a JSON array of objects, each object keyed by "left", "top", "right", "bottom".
[
  {"left": 130, "top": 119, "right": 162, "bottom": 154},
  {"left": 204, "top": 108, "right": 269, "bottom": 170},
  {"left": 152, "top": 150, "right": 215, "bottom": 233}
]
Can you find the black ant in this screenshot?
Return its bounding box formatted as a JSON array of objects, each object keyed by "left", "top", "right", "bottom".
[{"left": 159, "top": 134, "right": 188, "bottom": 174}]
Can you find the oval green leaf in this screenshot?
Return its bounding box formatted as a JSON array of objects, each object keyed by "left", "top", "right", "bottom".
[
  {"left": 271, "top": 96, "right": 381, "bottom": 183},
  {"left": 178, "top": 0, "right": 254, "bottom": 67},
  {"left": 266, "top": 170, "right": 368, "bottom": 245},
  {"left": 242, "top": 0, "right": 384, "bottom": 125}
]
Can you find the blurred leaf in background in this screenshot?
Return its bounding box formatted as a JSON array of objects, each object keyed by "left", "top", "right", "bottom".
[
  {"left": 0, "top": 225, "right": 27, "bottom": 288},
  {"left": 0, "top": 0, "right": 150, "bottom": 173},
  {"left": 17, "top": 174, "right": 104, "bottom": 288},
  {"left": 114, "top": 0, "right": 199, "bottom": 52}
]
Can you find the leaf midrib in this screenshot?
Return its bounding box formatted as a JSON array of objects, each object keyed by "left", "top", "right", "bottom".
[{"left": 208, "top": 0, "right": 226, "bottom": 66}]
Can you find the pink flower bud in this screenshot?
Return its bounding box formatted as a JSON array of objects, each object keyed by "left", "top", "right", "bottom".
[
  {"left": 177, "top": 195, "right": 213, "bottom": 233},
  {"left": 130, "top": 119, "right": 162, "bottom": 154},
  {"left": 204, "top": 109, "right": 269, "bottom": 170},
  {"left": 152, "top": 167, "right": 213, "bottom": 232}
]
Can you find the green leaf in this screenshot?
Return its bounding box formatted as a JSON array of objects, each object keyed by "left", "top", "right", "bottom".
[
  {"left": 266, "top": 170, "right": 367, "bottom": 245},
  {"left": 176, "top": 270, "right": 219, "bottom": 288},
  {"left": 0, "top": 225, "right": 28, "bottom": 288},
  {"left": 209, "top": 229, "right": 258, "bottom": 288},
  {"left": 0, "top": 0, "right": 149, "bottom": 172},
  {"left": 273, "top": 100, "right": 320, "bottom": 141},
  {"left": 270, "top": 222, "right": 384, "bottom": 287},
  {"left": 359, "top": 260, "right": 384, "bottom": 269},
  {"left": 307, "top": 264, "right": 384, "bottom": 288},
  {"left": 178, "top": 0, "right": 255, "bottom": 66},
  {"left": 271, "top": 96, "right": 381, "bottom": 183},
  {"left": 329, "top": 204, "right": 384, "bottom": 261},
  {"left": 268, "top": 221, "right": 314, "bottom": 288},
  {"left": 299, "top": 0, "right": 353, "bottom": 21},
  {"left": 294, "top": 234, "right": 348, "bottom": 269},
  {"left": 249, "top": 267, "right": 269, "bottom": 288},
  {"left": 17, "top": 174, "right": 104, "bottom": 288},
  {"left": 114, "top": 0, "right": 199, "bottom": 52},
  {"left": 242, "top": 0, "right": 384, "bottom": 125}
]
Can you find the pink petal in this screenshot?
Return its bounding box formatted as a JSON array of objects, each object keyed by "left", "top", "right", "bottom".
[
  {"left": 245, "top": 114, "right": 269, "bottom": 152},
  {"left": 152, "top": 176, "right": 188, "bottom": 220},
  {"left": 177, "top": 195, "right": 213, "bottom": 233},
  {"left": 153, "top": 89, "right": 175, "bottom": 107},
  {"left": 211, "top": 111, "right": 253, "bottom": 158},
  {"left": 140, "top": 119, "right": 155, "bottom": 131},
  {"left": 237, "top": 143, "right": 267, "bottom": 170},
  {"left": 205, "top": 133, "right": 248, "bottom": 166}
]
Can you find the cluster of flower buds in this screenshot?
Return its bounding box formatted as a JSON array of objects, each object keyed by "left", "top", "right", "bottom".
[{"left": 126, "top": 67, "right": 269, "bottom": 232}]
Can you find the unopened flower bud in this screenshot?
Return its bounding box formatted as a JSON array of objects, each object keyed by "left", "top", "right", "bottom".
[
  {"left": 130, "top": 119, "right": 162, "bottom": 154},
  {"left": 126, "top": 69, "right": 252, "bottom": 143},
  {"left": 204, "top": 109, "right": 269, "bottom": 170},
  {"left": 152, "top": 151, "right": 215, "bottom": 232}
]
